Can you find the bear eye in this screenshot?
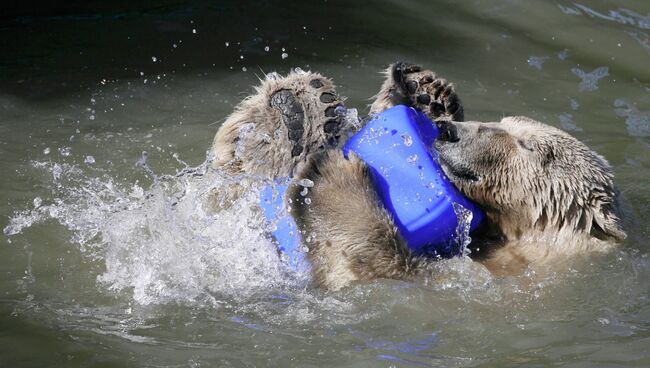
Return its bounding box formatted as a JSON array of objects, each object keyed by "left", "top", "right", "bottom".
[{"left": 541, "top": 148, "right": 556, "bottom": 166}]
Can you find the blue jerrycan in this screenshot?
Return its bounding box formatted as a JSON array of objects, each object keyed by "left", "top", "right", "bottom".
[
  {"left": 260, "top": 105, "right": 484, "bottom": 267},
  {"left": 342, "top": 105, "right": 483, "bottom": 255}
]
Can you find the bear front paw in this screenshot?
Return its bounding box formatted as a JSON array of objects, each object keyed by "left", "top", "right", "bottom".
[
  {"left": 392, "top": 61, "right": 464, "bottom": 122},
  {"left": 269, "top": 73, "right": 345, "bottom": 158}
]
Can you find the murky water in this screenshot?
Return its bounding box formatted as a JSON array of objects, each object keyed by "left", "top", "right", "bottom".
[{"left": 2, "top": 1, "right": 649, "bottom": 366}]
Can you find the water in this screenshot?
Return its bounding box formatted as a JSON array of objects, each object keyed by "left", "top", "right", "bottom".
[{"left": 1, "top": 1, "right": 649, "bottom": 366}]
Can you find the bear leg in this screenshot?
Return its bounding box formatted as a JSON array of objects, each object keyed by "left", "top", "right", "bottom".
[{"left": 288, "top": 149, "right": 421, "bottom": 290}]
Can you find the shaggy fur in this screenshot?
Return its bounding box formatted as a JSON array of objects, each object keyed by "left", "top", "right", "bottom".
[
  {"left": 210, "top": 62, "right": 626, "bottom": 290},
  {"left": 287, "top": 150, "right": 425, "bottom": 290}
]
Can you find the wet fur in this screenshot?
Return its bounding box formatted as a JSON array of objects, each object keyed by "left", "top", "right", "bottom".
[
  {"left": 287, "top": 150, "right": 428, "bottom": 290},
  {"left": 210, "top": 62, "right": 626, "bottom": 290}
]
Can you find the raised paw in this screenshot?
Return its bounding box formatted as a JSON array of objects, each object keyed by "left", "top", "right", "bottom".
[
  {"left": 392, "top": 61, "right": 464, "bottom": 122},
  {"left": 266, "top": 72, "right": 347, "bottom": 160},
  {"left": 370, "top": 62, "right": 464, "bottom": 121},
  {"left": 210, "top": 69, "right": 346, "bottom": 179}
]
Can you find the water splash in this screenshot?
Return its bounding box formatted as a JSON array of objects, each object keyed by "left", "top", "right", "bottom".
[
  {"left": 4, "top": 154, "right": 306, "bottom": 307},
  {"left": 335, "top": 105, "right": 361, "bottom": 136},
  {"left": 452, "top": 202, "right": 474, "bottom": 257}
]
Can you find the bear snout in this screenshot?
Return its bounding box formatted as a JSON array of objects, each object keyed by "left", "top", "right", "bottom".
[{"left": 436, "top": 120, "right": 460, "bottom": 143}]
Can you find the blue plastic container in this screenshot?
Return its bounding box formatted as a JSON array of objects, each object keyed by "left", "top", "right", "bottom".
[
  {"left": 342, "top": 105, "right": 483, "bottom": 255},
  {"left": 259, "top": 183, "right": 306, "bottom": 270},
  {"left": 260, "top": 105, "right": 484, "bottom": 263}
]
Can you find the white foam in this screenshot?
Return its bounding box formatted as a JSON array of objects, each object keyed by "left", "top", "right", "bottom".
[{"left": 4, "top": 156, "right": 307, "bottom": 307}]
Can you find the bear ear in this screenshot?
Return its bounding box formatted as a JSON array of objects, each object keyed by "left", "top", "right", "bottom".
[{"left": 590, "top": 196, "right": 627, "bottom": 241}]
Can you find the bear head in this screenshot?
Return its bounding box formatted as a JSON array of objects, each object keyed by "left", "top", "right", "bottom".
[{"left": 434, "top": 116, "right": 626, "bottom": 243}]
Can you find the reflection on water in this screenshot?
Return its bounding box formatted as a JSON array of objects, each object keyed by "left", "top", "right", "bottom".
[{"left": 1, "top": 0, "right": 649, "bottom": 366}]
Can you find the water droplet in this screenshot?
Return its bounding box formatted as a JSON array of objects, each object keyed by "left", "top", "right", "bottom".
[
  {"left": 84, "top": 156, "right": 96, "bottom": 164},
  {"left": 33, "top": 197, "right": 42, "bottom": 208},
  {"left": 300, "top": 187, "right": 308, "bottom": 196},
  {"left": 407, "top": 154, "right": 418, "bottom": 164},
  {"left": 281, "top": 53, "right": 288, "bottom": 60},
  {"left": 242, "top": 67, "right": 247, "bottom": 72},
  {"left": 43, "top": 147, "right": 51, "bottom": 155},
  {"left": 59, "top": 147, "right": 71, "bottom": 157},
  {"left": 264, "top": 46, "right": 270, "bottom": 52},
  {"left": 225, "top": 42, "right": 229, "bottom": 47},
  {"left": 297, "top": 178, "right": 314, "bottom": 188},
  {"left": 151, "top": 56, "right": 157, "bottom": 62},
  {"left": 304, "top": 198, "right": 312, "bottom": 205},
  {"left": 266, "top": 72, "right": 280, "bottom": 80},
  {"left": 192, "top": 29, "right": 197, "bottom": 34},
  {"left": 401, "top": 134, "right": 413, "bottom": 147},
  {"left": 339, "top": 107, "right": 361, "bottom": 134},
  {"left": 52, "top": 163, "right": 62, "bottom": 181}
]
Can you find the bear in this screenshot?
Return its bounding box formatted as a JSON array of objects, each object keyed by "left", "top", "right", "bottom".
[{"left": 210, "top": 62, "right": 626, "bottom": 290}]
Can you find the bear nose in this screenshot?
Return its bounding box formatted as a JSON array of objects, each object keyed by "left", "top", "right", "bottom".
[{"left": 436, "top": 121, "right": 460, "bottom": 143}]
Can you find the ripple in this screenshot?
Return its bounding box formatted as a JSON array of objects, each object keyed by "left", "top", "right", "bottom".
[
  {"left": 572, "top": 66, "right": 609, "bottom": 92},
  {"left": 614, "top": 99, "right": 650, "bottom": 137}
]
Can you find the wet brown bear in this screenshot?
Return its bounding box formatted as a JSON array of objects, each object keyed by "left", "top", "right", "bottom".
[{"left": 210, "top": 63, "right": 626, "bottom": 290}]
